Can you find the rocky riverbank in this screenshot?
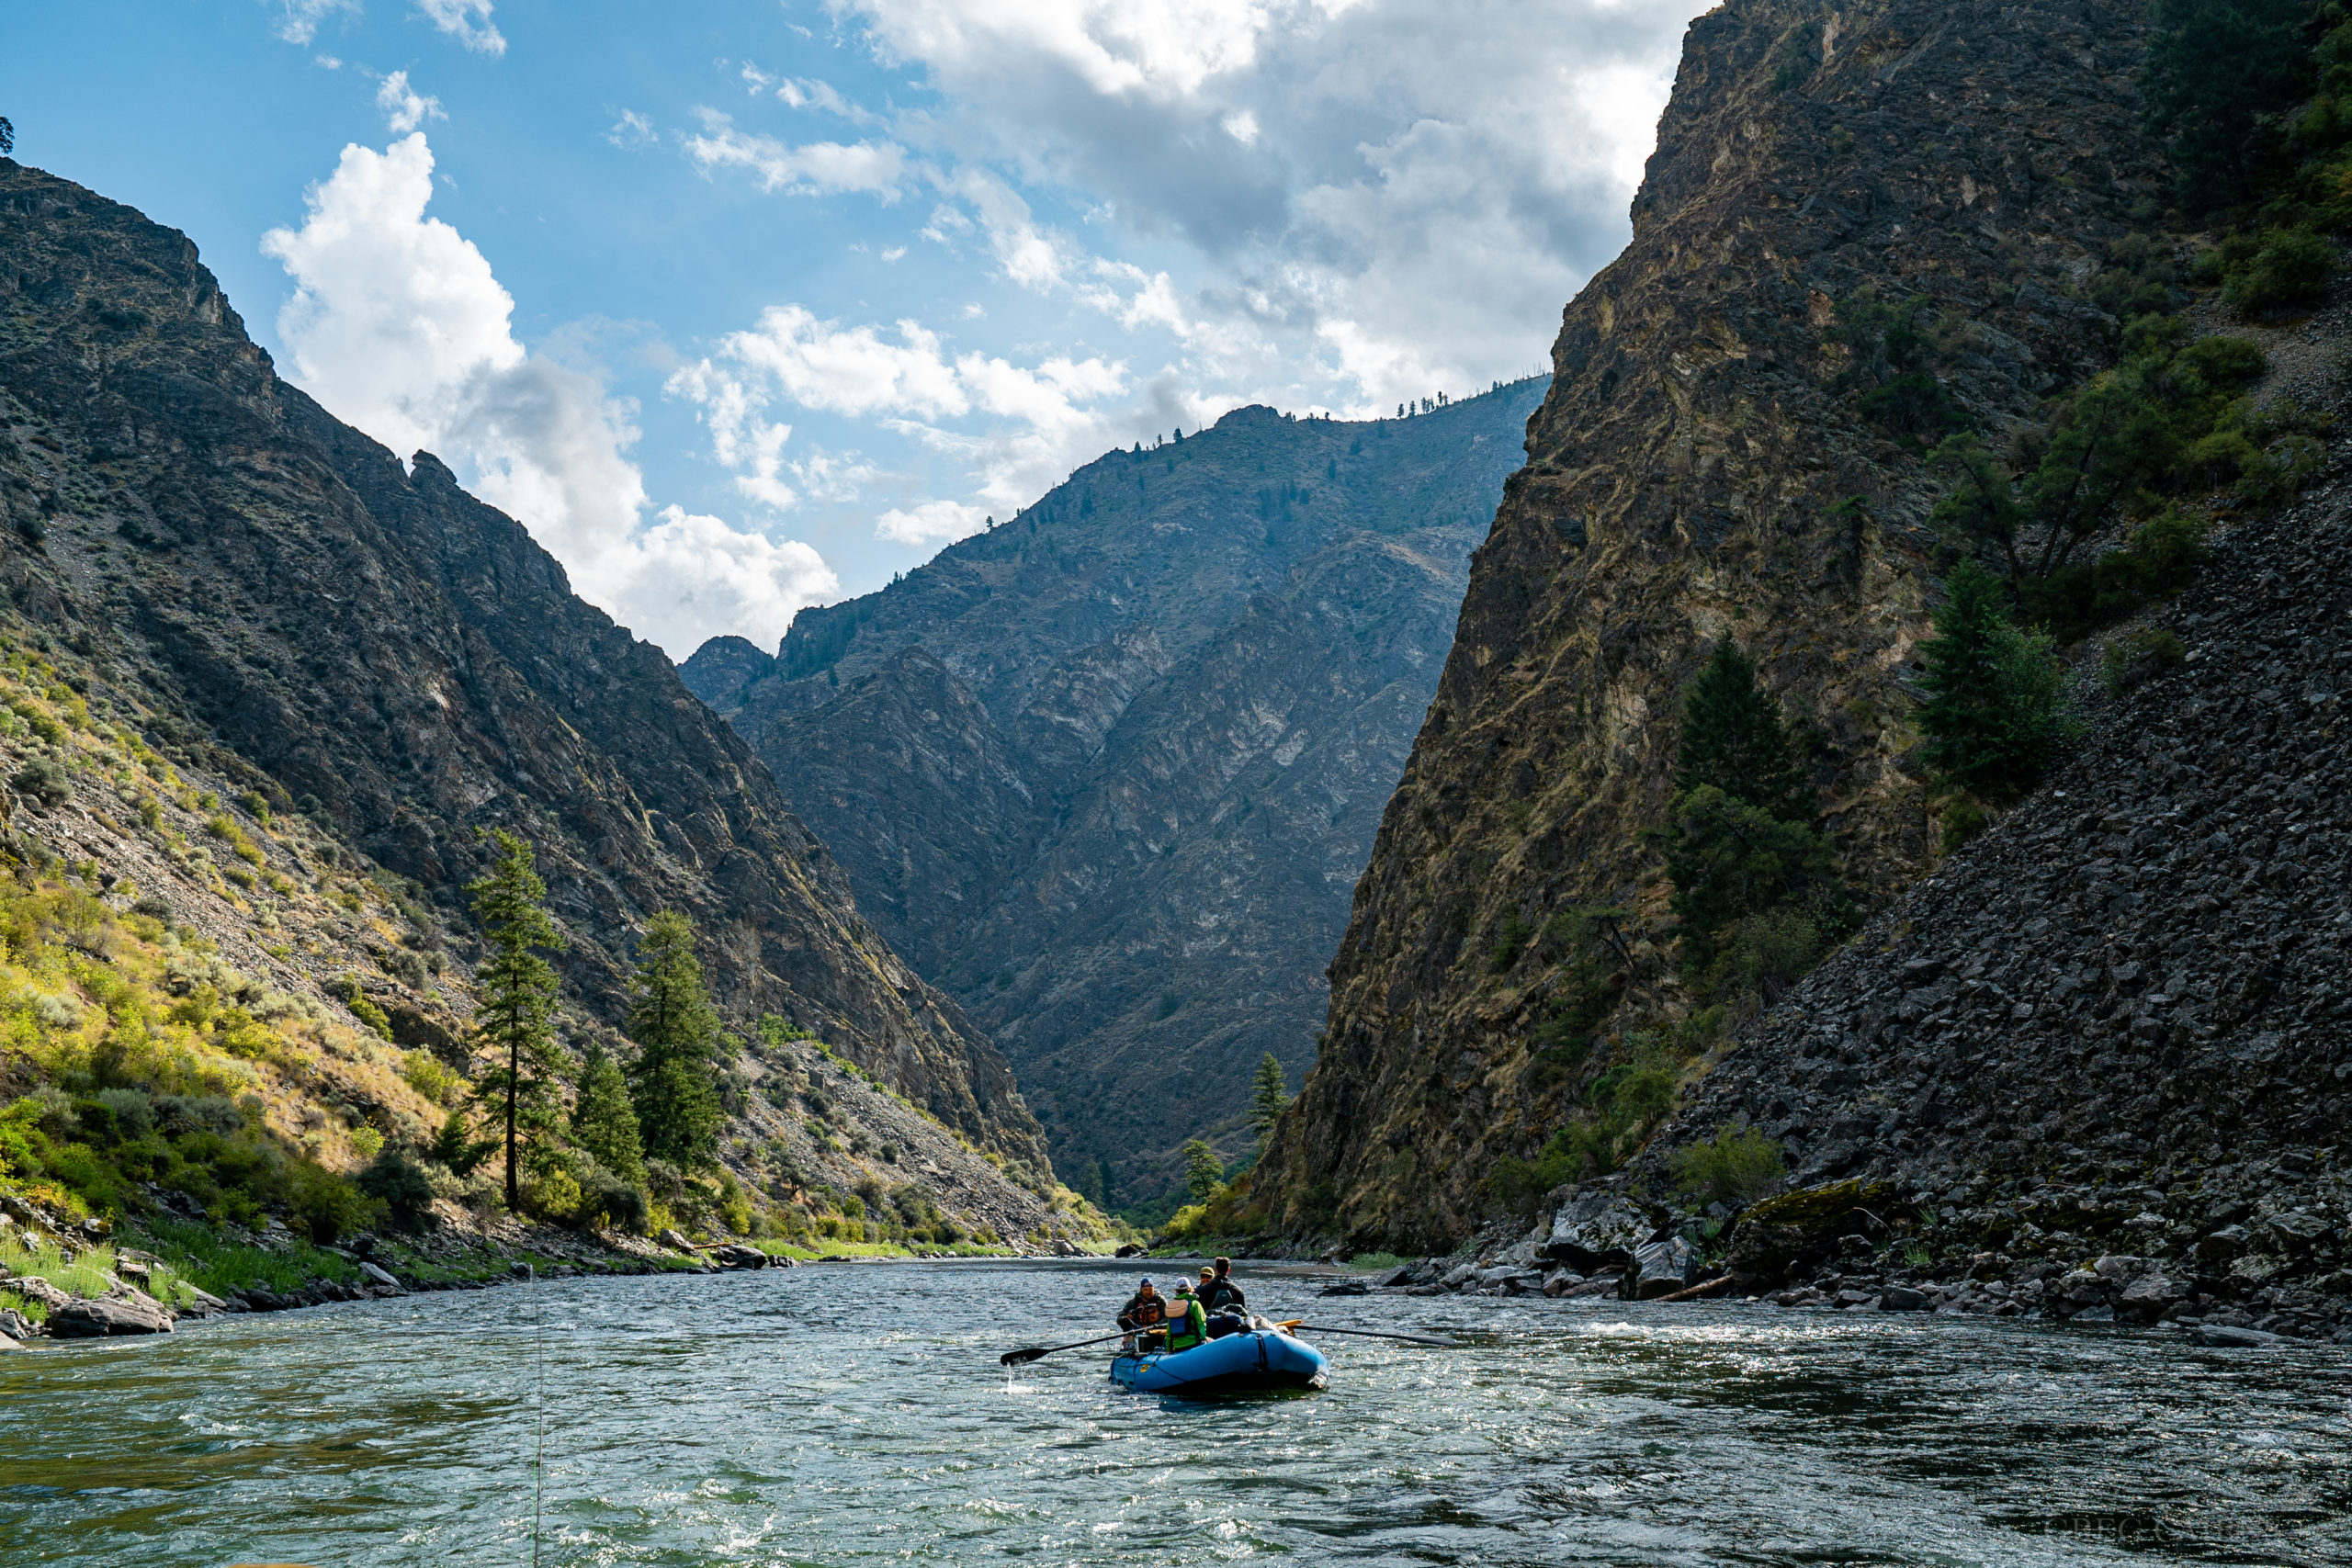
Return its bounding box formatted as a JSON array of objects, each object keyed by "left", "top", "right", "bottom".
[
  {"left": 0, "top": 1186, "right": 1106, "bottom": 1347},
  {"left": 1339, "top": 1170, "right": 2352, "bottom": 1348}
]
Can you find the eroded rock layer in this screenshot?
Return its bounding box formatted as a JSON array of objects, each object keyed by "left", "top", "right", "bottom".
[{"left": 1255, "top": 0, "right": 2155, "bottom": 1247}]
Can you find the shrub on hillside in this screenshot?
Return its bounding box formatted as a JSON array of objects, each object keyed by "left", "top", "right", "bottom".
[
  {"left": 357, "top": 1146, "right": 437, "bottom": 1231},
  {"left": 1671, "top": 1124, "right": 1788, "bottom": 1207},
  {"left": 13, "top": 755, "right": 71, "bottom": 806},
  {"left": 2222, "top": 227, "right": 2336, "bottom": 316}
]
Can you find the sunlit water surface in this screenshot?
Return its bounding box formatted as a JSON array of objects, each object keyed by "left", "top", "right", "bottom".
[{"left": 4, "top": 1258, "right": 2348, "bottom": 1565}]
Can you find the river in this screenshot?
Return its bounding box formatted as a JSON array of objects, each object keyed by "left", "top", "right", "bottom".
[{"left": 4, "top": 1258, "right": 2347, "bottom": 1565}]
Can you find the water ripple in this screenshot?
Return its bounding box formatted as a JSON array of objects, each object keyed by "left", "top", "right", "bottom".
[{"left": 2, "top": 1260, "right": 2347, "bottom": 1565}]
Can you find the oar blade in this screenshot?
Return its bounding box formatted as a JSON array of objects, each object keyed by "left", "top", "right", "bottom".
[
  {"left": 1000, "top": 1347, "right": 1048, "bottom": 1367},
  {"left": 1291, "top": 1323, "right": 1457, "bottom": 1348}
]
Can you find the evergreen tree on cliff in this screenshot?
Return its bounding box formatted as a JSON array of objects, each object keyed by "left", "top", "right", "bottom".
[
  {"left": 468, "top": 830, "right": 566, "bottom": 1211},
  {"left": 1917, "top": 562, "right": 2066, "bottom": 797},
  {"left": 626, "top": 910, "right": 727, "bottom": 1168},
  {"left": 1663, "top": 641, "right": 1850, "bottom": 979},
  {"left": 1673, "top": 640, "right": 1806, "bottom": 820},
  {"left": 1249, "top": 1053, "right": 1290, "bottom": 1139}
]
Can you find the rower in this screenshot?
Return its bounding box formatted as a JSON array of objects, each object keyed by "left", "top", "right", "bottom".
[{"left": 1117, "top": 1277, "right": 1168, "bottom": 1350}]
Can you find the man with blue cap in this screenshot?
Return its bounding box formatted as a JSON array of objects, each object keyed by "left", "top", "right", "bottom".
[{"left": 1116, "top": 1276, "right": 1168, "bottom": 1351}]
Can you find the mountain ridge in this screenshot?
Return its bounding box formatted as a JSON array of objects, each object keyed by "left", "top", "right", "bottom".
[
  {"left": 0, "top": 156, "right": 1079, "bottom": 1249},
  {"left": 684, "top": 382, "right": 1547, "bottom": 1201}
]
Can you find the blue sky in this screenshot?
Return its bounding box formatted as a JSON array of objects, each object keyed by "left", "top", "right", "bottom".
[{"left": 2, "top": 1, "right": 1702, "bottom": 657}]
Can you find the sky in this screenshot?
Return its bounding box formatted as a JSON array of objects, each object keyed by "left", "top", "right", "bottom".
[{"left": 2, "top": 0, "right": 1705, "bottom": 658}]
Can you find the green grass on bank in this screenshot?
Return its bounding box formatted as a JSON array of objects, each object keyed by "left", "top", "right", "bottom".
[
  {"left": 750, "top": 1236, "right": 1070, "bottom": 1262},
  {"left": 0, "top": 1225, "right": 217, "bottom": 1315},
  {"left": 129, "top": 1214, "right": 356, "bottom": 1299}
]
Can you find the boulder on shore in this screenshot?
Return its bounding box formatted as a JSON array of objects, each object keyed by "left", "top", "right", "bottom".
[
  {"left": 1723, "top": 1179, "right": 1893, "bottom": 1286},
  {"left": 1540, "top": 1190, "right": 1657, "bottom": 1271},
  {"left": 49, "top": 1292, "right": 173, "bottom": 1337},
  {"left": 1630, "top": 1236, "right": 1701, "bottom": 1299}
]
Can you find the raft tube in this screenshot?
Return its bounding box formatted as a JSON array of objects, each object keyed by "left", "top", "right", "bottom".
[{"left": 1109, "top": 1328, "right": 1329, "bottom": 1396}]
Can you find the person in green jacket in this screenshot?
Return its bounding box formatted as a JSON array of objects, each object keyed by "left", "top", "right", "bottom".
[{"left": 1163, "top": 1279, "right": 1209, "bottom": 1352}]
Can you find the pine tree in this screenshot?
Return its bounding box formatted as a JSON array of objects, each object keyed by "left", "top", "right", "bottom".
[
  {"left": 1182, "top": 1138, "right": 1224, "bottom": 1201},
  {"left": 626, "top": 910, "right": 726, "bottom": 1168},
  {"left": 1917, "top": 562, "right": 2066, "bottom": 797},
  {"left": 571, "top": 1038, "right": 646, "bottom": 1186},
  {"left": 1248, "top": 1052, "right": 1290, "bottom": 1139},
  {"left": 467, "top": 830, "right": 565, "bottom": 1211},
  {"left": 1674, "top": 640, "right": 1806, "bottom": 820},
  {"left": 1662, "top": 785, "right": 1845, "bottom": 972}
]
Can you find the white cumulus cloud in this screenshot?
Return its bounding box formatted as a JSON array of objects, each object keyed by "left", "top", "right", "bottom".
[
  {"left": 417, "top": 0, "right": 506, "bottom": 56},
  {"left": 375, "top": 70, "right": 444, "bottom": 134},
  {"left": 833, "top": 0, "right": 1697, "bottom": 412},
  {"left": 683, "top": 110, "right": 909, "bottom": 197},
  {"left": 266, "top": 0, "right": 356, "bottom": 46},
  {"left": 667, "top": 303, "right": 1132, "bottom": 547},
  {"left": 263, "top": 132, "right": 835, "bottom": 655}
]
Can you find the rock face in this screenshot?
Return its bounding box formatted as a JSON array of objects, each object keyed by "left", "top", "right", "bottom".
[
  {"left": 0, "top": 159, "right": 1047, "bottom": 1175},
  {"left": 683, "top": 385, "right": 1546, "bottom": 1196},
  {"left": 1641, "top": 471, "right": 2352, "bottom": 1296},
  {"left": 1254, "top": 0, "right": 2154, "bottom": 1248}
]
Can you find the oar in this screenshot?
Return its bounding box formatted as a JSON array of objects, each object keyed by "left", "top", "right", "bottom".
[
  {"left": 1284, "top": 1323, "right": 1456, "bottom": 1348},
  {"left": 1000, "top": 1330, "right": 1136, "bottom": 1367}
]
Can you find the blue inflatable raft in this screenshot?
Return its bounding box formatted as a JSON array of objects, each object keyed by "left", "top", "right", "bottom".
[{"left": 1110, "top": 1328, "right": 1329, "bottom": 1396}]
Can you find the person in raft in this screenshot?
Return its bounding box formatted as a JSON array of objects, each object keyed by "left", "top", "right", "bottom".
[
  {"left": 1193, "top": 1265, "right": 1244, "bottom": 1338},
  {"left": 1117, "top": 1277, "right": 1169, "bottom": 1350},
  {"left": 1202, "top": 1257, "right": 1246, "bottom": 1314},
  {"left": 1161, "top": 1279, "right": 1210, "bottom": 1351}
]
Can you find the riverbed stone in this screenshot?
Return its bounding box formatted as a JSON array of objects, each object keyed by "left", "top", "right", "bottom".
[
  {"left": 1630, "top": 1236, "right": 1700, "bottom": 1299},
  {"left": 2194, "top": 1325, "right": 2285, "bottom": 1348},
  {"left": 359, "top": 1261, "right": 402, "bottom": 1291},
  {"left": 49, "top": 1294, "right": 173, "bottom": 1337},
  {"left": 1880, "top": 1286, "right": 1928, "bottom": 1311},
  {"left": 2118, "top": 1272, "right": 2184, "bottom": 1321}
]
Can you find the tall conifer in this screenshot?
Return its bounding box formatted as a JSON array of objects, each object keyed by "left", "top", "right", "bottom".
[
  {"left": 468, "top": 830, "right": 565, "bottom": 1211},
  {"left": 1674, "top": 640, "right": 1806, "bottom": 821},
  {"left": 626, "top": 910, "right": 726, "bottom": 1168},
  {"left": 1917, "top": 562, "right": 2064, "bottom": 796},
  {"left": 571, "top": 1038, "right": 646, "bottom": 1186},
  {"left": 1248, "top": 1053, "right": 1290, "bottom": 1139}
]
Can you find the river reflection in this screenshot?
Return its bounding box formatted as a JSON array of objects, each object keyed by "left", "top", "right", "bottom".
[{"left": 4, "top": 1258, "right": 2347, "bottom": 1565}]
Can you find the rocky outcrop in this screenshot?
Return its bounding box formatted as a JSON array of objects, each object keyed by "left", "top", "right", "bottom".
[
  {"left": 1255, "top": 0, "right": 2158, "bottom": 1248},
  {"left": 1639, "top": 448, "right": 2352, "bottom": 1309},
  {"left": 0, "top": 158, "right": 1047, "bottom": 1177},
  {"left": 684, "top": 385, "right": 1546, "bottom": 1197}
]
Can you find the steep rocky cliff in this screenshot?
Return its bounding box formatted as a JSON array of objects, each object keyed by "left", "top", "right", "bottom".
[
  {"left": 1253, "top": 0, "right": 2163, "bottom": 1247},
  {"left": 683, "top": 384, "right": 1545, "bottom": 1201},
  {"left": 1621, "top": 400, "right": 2350, "bottom": 1323},
  {"left": 0, "top": 160, "right": 1058, "bottom": 1216}
]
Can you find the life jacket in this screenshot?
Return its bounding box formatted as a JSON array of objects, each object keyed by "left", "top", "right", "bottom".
[
  {"left": 1133, "top": 1295, "right": 1166, "bottom": 1326},
  {"left": 1165, "top": 1296, "right": 1207, "bottom": 1351}
]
